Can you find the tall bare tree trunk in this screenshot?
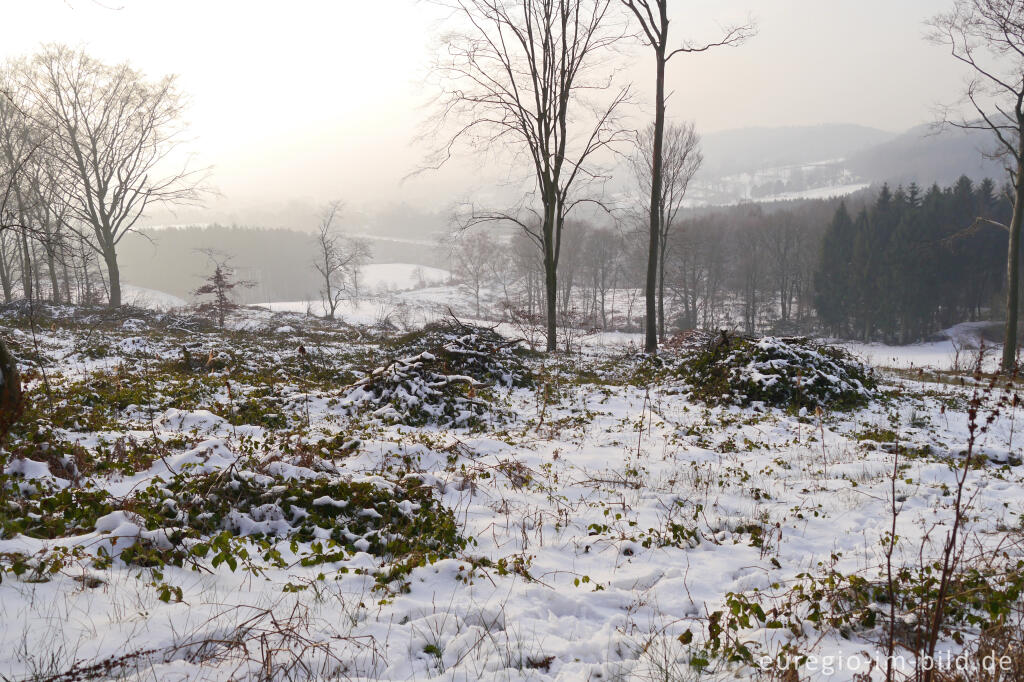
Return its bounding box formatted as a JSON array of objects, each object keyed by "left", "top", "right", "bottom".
[
  {"left": 19, "top": 230, "right": 32, "bottom": 302},
  {"left": 0, "top": 335, "right": 22, "bottom": 448},
  {"left": 42, "top": 217, "right": 61, "bottom": 304},
  {"left": 103, "top": 245, "right": 121, "bottom": 308},
  {"left": 31, "top": 241, "right": 42, "bottom": 304},
  {"left": 657, "top": 224, "right": 668, "bottom": 340},
  {"left": 645, "top": 48, "right": 666, "bottom": 353},
  {"left": 1002, "top": 160, "right": 1024, "bottom": 372},
  {"left": 47, "top": 249, "right": 60, "bottom": 303},
  {"left": 61, "top": 253, "right": 72, "bottom": 304},
  {"left": 81, "top": 242, "right": 94, "bottom": 303},
  {"left": 544, "top": 203, "right": 558, "bottom": 352},
  {"left": 0, "top": 241, "right": 11, "bottom": 304}
]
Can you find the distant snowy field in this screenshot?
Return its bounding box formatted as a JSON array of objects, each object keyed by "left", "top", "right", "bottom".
[
  {"left": 121, "top": 285, "right": 187, "bottom": 311},
  {"left": 840, "top": 322, "right": 1003, "bottom": 373},
  {"left": 766, "top": 181, "right": 870, "bottom": 202},
  {"left": 254, "top": 263, "right": 455, "bottom": 324},
  {"left": 359, "top": 263, "right": 451, "bottom": 292},
  {"left": 841, "top": 340, "right": 991, "bottom": 372}
]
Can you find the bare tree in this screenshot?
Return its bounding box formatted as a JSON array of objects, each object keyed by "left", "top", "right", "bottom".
[
  {"left": 23, "top": 148, "right": 71, "bottom": 303},
  {"left": 759, "top": 211, "right": 801, "bottom": 325},
  {"left": 0, "top": 71, "right": 47, "bottom": 305},
  {"left": 24, "top": 45, "right": 205, "bottom": 308},
  {"left": 313, "top": 200, "right": 369, "bottom": 320},
  {"left": 0, "top": 76, "right": 34, "bottom": 442},
  {"left": 630, "top": 120, "right": 702, "bottom": 340},
  {"left": 620, "top": 0, "right": 753, "bottom": 352},
  {"left": 929, "top": 1, "right": 1024, "bottom": 371},
  {"left": 341, "top": 237, "right": 372, "bottom": 301},
  {"left": 451, "top": 230, "right": 496, "bottom": 318},
  {"left": 424, "top": 0, "right": 631, "bottom": 351},
  {"left": 580, "top": 226, "right": 622, "bottom": 328}
]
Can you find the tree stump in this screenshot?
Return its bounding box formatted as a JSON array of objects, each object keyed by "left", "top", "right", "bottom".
[{"left": 0, "top": 336, "right": 23, "bottom": 446}]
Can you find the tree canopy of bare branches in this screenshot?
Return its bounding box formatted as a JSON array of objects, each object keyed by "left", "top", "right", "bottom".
[
  {"left": 313, "top": 200, "right": 371, "bottom": 320},
  {"left": 20, "top": 45, "right": 206, "bottom": 308},
  {"left": 929, "top": 0, "right": 1024, "bottom": 371},
  {"left": 451, "top": 229, "right": 498, "bottom": 318},
  {"left": 630, "top": 120, "right": 701, "bottom": 340},
  {"left": 424, "top": 0, "right": 631, "bottom": 351},
  {"left": 620, "top": 0, "right": 754, "bottom": 352}
]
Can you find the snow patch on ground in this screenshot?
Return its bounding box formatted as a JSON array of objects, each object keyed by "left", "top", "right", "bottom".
[
  {"left": 121, "top": 285, "right": 187, "bottom": 311},
  {"left": 361, "top": 263, "right": 451, "bottom": 292}
]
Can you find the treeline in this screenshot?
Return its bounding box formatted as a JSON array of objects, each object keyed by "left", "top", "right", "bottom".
[
  {"left": 0, "top": 46, "right": 204, "bottom": 308},
  {"left": 814, "top": 178, "right": 1008, "bottom": 342},
  {"left": 121, "top": 225, "right": 324, "bottom": 304},
  {"left": 450, "top": 196, "right": 846, "bottom": 336},
  {"left": 450, "top": 177, "right": 1011, "bottom": 345}
]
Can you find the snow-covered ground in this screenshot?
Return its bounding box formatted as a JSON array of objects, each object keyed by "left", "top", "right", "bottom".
[
  {"left": 121, "top": 285, "right": 187, "bottom": 311},
  {"left": 0, "top": 306, "right": 1021, "bottom": 681},
  {"left": 360, "top": 263, "right": 452, "bottom": 293},
  {"left": 840, "top": 321, "right": 1004, "bottom": 373}
]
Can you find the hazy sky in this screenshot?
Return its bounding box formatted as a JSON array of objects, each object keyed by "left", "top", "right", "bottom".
[{"left": 2, "top": 0, "right": 973, "bottom": 215}]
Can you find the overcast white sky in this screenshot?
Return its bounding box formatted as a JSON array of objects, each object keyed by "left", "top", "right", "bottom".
[{"left": 1, "top": 0, "right": 973, "bottom": 213}]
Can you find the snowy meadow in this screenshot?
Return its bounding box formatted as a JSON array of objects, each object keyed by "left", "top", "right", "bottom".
[{"left": 0, "top": 303, "right": 1021, "bottom": 681}]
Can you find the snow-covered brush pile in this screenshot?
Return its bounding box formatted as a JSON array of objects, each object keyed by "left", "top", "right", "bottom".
[
  {"left": 386, "top": 320, "right": 533, "bottom": 389},
  {"left": 341, "top": 322, "right": 531, "bottom": 428},
  {"left": 341, "top": 352, "right": 496, "bottom": 428},
  {"left": 680, "top": 335, "right": 878, "bottom": 411}
]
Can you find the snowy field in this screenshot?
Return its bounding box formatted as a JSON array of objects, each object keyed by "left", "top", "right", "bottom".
[
  {"left": 121, "top": 285, "right": 188, "bottom": 311},
  {"left": 359, "top": 263, "right": 452, "bottom": 293},
  {"left": 841, "top": 339, "right": 994, "bottom": 372},
  {"left": 840, "top": 321, "right": 1004, "bottom": 373},
  {"left": 0, "top": 303, "right": 1021, "bottom": 681}
]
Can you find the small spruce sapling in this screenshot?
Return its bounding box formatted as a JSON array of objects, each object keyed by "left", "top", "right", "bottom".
[{"left": 193, "top": 251, "right": 255, "bottom": 328}]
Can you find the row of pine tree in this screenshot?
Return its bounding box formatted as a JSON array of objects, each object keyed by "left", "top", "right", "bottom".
[{"left": 814, "top": 177, "right": 1010, "bottom": 343}]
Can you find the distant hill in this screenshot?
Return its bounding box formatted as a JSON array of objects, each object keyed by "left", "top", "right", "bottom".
[
  {"left": 689, "top": 122, "right": 1009, "bottom": 205},
  {"left": 847, "top": 123, "right": 1006, "bottom": 187},
  {"left": 699, "top": 124, "right": 895, "bottom": 177}
]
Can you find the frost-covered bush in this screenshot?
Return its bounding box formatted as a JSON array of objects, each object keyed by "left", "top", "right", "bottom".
[
  {"left": 341, "top": 351, "right": 494, "bottom": 428},
  {"left": 342, "top": 321, "right": 530, "bottom": 428},
  {"left": 386, "top": 320, "right": 533, "bottom": 388},
  {"left": 681, "top": 335, "right": 876, "bottom": 411}
]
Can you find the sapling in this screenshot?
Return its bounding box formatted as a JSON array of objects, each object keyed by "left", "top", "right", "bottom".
[
  {"left": 921, "top": 358, "right": 997, "bottom": 681},
  {"left": 883, "top": 421, "right": 902, "bottom": 682},
  {"left": 192, "top": 250, "right": 254, "bottom": 328},
  {"left": 816, "top": 405, "right": 827, "bottom": 479}
]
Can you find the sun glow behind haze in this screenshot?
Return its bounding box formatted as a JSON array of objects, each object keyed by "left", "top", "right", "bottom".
[{"left": 0, "top": 0, "right": 974, "bottom": 214}]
